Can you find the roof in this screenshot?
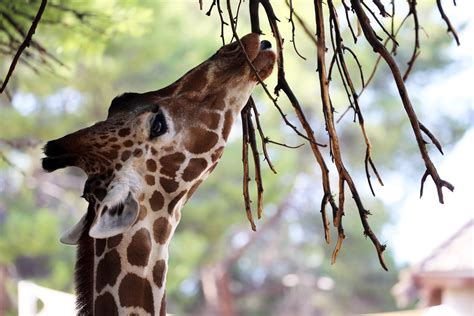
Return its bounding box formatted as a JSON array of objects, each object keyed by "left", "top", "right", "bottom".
[
  {"left": 392, "top": 220, "right": 474, "bottom": 307},
  {"left": 416, "top": 219, "right": 474, "bottom": 274}
]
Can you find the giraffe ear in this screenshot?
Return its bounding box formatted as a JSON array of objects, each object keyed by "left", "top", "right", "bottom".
[
  {"left": 89, "top": 191, "right": 139, "bottom": 239},
  {"left": 60, "top": 214, "right": 87, "bottom": 245}
]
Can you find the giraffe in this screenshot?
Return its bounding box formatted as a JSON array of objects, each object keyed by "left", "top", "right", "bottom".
[{"left": 42, "top": 33, "right": 275, "bottom": 315}]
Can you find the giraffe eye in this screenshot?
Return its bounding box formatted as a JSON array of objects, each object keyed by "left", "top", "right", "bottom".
[{"left": 150, "top": 112, "right": 167, "bottom": 139}]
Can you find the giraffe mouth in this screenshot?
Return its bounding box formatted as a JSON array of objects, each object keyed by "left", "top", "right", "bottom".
[
  {"left": 42, "top": 153, "right": 78, "bottom": 172},
  {"left": 251, "top": 40, "right": 276, "bottom": 81},
  {"left": 42, "top": 136, "right": 81, "bottom": 172}
]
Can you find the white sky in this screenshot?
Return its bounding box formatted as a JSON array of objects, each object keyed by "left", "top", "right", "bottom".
[
  {"left": 386, "top": 2, "right": 474, "bottom": 265},
  {"left": 390, "top": 129, "right": 474, "bottom": 264}
]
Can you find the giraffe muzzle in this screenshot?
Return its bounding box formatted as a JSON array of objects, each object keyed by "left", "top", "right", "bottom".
[
  {"left": 42, "top": 153, "right": 78, "bottom": 172},
  {"left": 260, "top": 40, "right": 272, "bottom": 50},
  {"left": 42, "top": 134, "right": 82, "bottom": 172}
]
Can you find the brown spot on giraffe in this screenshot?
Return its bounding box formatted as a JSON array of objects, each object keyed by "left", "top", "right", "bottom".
[
  {"left": 118, "top": 273, "right": 154, "bottom": 314},
  {"left": 150, "top": 191, "right": 165, "bottom": 211},
  {"left": 146, "top": 159, "right": 157, "bottom": 172},
  {"left": 145, "top": 174, "right": 155, "bottom": 186},
  {"left": 182, "top": 158, "right": 208, "bottom": 182},
  {"left": 159, "top": 152, "right": 185, "bottom": 177},
  {"left": 153, "top": 259, "right": 166, "bottom": 288},
  {"left": 127, "top": 228, "right": 151, "bottom": 267},
  {"left": 95, "top": 292, "right": 118, "bottom": 316},
  {"left": 153, "top": 217, "right": 172, "bottom": 244},
  {"left": 118, "top": 128, "right": 131, "bottom": 137},
  {"left": 184, "top": 127, "right": 219, "bottom": 154},
  {"left": 160, "top": 177, "right": 179, "bottom": 193},
  {"left": 96, "top": 249, "right": 121, "bottom": 292},
  {"left": 121, "top": 150, "right": 131, "bottom": 161},
  {"left": 198, "top": 111, "right": 221, "bottom": 130},
  {"left": 123, "top": 140, "right": 134, "bottom": 147},
  {"left": 133, "top": 148, "right": 143, "bottom": 157}
]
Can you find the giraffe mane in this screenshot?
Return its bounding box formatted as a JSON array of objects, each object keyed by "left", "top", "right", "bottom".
[{"left": 75, "top": 203, "right": 95, "bottom": 315}]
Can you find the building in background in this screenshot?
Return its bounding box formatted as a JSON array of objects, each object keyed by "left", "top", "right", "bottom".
[{"left": 393, "top": 219, "right": 474, "bottom": 316}]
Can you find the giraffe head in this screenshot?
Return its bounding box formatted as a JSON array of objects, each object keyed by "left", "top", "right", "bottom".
[{"left": 42, "top": 33, "right": 275, "bottom": 242}]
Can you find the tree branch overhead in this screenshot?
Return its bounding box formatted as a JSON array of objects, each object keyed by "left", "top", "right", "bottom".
[{"left": 207, "top": 0, "right": 459, "bottom": 270}]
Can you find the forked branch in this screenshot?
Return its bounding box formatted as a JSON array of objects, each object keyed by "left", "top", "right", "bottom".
[
  {"left": 350, "top": 0, "right": 454, "bottom": 204},
  {"left": 204, "top": 0, "right": 459, "bottom": 270}
]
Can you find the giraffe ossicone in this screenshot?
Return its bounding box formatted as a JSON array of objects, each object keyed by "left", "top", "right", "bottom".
[{"left": 43, "top": 33, "right": 275, "bottom": 315}]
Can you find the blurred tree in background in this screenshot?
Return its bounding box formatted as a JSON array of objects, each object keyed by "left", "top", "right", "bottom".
[{"left": 0, "top": 1, "right": 470, "bottom": 315}]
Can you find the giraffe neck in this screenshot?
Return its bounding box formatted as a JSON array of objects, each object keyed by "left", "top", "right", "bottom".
[{"left": 92, "top": 206, "right": 176, "bottom": 316}]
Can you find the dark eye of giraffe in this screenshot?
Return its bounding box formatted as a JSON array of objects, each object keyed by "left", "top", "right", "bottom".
[{"left": 150, "top": 112, "right": 167, "bottom": 139}]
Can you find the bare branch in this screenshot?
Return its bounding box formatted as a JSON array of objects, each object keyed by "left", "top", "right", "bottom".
[
  {"left": 403, "top": 0, "right": 421, "bottom": 81},
  {"left": 246, "top": 102, "right": 265, "bottom": 219},
  {"left": 241, "top": 106, "right": 257, "bottom": 231},
  {"left": 350, "top": 0, "right": 454, "bottom": 204},
  {"left": 0, "top": 0, "right": 47, "bottom": 93},
  {"left": 286, "top": 0, "right": 306, "bottom": 60},
  {"left": 249, "top": 98, "right": 277, "bottom": 174},
  {"left": 436, "top": 0, "right": 460, "bottom": 45}
]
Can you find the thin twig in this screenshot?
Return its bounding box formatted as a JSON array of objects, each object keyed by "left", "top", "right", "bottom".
[
  {"left": 249, "top": 97, "right": 277, "bottom": 174},
  {"left": 436, "top": 0, "right": 460, "bottom": 45},
  {"left": 286, "top": 0, "right": 306, "bottom": 60},
  {"left": 403, "top": 0, "right": 421, "bottom": 81},
  {"left": 246, "top": 103, "right": 265, "bottom": 219},
  {"left": 241, "top": 106, "right": 257, "bottom": 231},
  {"left": 0, "top": 0, "right": 47, "bottom": 93}
]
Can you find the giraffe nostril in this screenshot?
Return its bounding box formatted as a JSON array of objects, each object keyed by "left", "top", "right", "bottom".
[{"left": 260, "top": 40, "right": 272, "bottom": 50}]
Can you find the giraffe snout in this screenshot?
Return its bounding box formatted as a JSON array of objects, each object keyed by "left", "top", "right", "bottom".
[
  {"left": 43, "top": 138, "right": 67, "bottom": 157},
  {"left": 260, "top": 40, "right": 272, "bottom": 50},
  {"left": 42, "top": 137, "right": 80, "bottom": 172}
]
